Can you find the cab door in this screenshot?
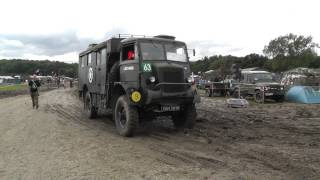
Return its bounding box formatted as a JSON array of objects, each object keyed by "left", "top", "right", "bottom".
[{"left": 119, "top": 43, "right": 139, "bottom": 85}]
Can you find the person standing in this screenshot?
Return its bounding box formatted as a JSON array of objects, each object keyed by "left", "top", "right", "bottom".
[
  {"left": 57, "top": 77, "right": 60, "bottom": 88},
  {"left": 62, "top": 78, "right": 66, "bottom": 89},
  {"left": 69, "top": 78, "right": 73, "bottom": 88},
  {"left": 28, "top": 75, "right": 41, "bottom": 109}
]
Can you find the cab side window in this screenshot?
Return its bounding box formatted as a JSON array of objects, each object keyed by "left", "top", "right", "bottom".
[
  {"left": 101, "top": 48, "right": 107, "bottom": 65},
  {"left": 122, "top": 44, "right": 136, "bottom": 61},
  {"left": 88, "top": 53, "right": 92, "bottom": 65},
  {"left": 91, "top": 52, "right": 97, "bottom": 66},
  {"left": 79, "top": 58, "right": 82, "bottom": 68},
  {"left": 81, "top": 56, "right": 87, "bottom": 68},
  {"left": 97, "top": 51, "right": 101, "bottom": 65}
]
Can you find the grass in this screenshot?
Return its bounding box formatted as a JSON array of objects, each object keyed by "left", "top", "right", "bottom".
[{"left": 0, "top": 84, "right": 28, "bottom": 91}]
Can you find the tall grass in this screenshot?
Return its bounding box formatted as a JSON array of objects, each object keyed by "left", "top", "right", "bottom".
[{"left": 0, "top": 84, "right": 28, "bottom": 91}]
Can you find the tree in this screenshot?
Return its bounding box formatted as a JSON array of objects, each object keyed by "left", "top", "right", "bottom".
[
  {"left": 263, "top": 33, "right": 319, "bottom": 58},
  {"left": 240, "top": 53, "right": 268, "bottom": 68},
  {"left": 0, "top": 59, "right": 78, "bottom": 78}
]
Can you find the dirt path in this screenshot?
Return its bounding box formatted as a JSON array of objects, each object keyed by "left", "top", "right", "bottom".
[{"left": 0, "top": 89, "right": 319, "bottom": 179}]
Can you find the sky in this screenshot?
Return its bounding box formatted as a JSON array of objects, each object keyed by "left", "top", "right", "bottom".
[{"left": 0, "top": 0, "right": 319, "bottom": 63}]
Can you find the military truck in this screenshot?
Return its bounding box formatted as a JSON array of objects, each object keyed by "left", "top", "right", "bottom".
[
  {"left": 78, "top": 35, "right": 199, "bottom": 137},
  {"left": 230, "top": 70, "right": 285, "bottom": 102}
]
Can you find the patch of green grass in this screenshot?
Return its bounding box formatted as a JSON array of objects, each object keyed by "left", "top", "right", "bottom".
[{"left": 0, "top": 84, "right": 28, "bottom": 91}]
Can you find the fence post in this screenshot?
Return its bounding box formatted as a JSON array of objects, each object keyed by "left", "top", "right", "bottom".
[{"left": 262, "top": 86, "right": 265, "bottom": 103}]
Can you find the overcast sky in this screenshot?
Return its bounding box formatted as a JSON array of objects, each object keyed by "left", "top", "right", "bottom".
[{"left": 0, "top": 0, "right": 319, "bottom": 63}]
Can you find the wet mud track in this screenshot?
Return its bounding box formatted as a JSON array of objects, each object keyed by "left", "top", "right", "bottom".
[{"left": 0, "top": 88, "right": 319, "bottom": 179}]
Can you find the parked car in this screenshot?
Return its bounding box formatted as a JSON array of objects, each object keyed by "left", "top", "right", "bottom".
[{"left": 230, "top": 71, "right": 285, "bottom": 102}]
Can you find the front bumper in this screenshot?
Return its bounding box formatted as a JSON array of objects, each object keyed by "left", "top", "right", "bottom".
[
  {"left": 263, "top": 90, "right": 285, "bottom": 97},
  {"left": 143, "top": 83, "right": 198, "bottom": 105}
]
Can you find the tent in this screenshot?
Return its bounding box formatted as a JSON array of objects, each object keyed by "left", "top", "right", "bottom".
[
  {"left": 286, "top": 86, "right": 320, "bottom": 104},
  {"left": 0, "top": 76, "right": 15, "bottom": 84}
]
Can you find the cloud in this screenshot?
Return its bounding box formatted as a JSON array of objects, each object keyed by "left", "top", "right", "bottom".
[
  {"left": 0, "top": 28, "right": 130, "bottom": 62},
  {"left": 187, "top": 40, "right": 245, "bottom": 61},
  {"left": 0, "top": 29, "right": 257, "bottom": 62},
  {"left": 0, "top": 31, "right": 94, "bottom": 57}
]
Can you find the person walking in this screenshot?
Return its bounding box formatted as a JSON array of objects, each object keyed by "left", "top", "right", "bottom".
[{"left": 28, "top": 75, "right": 41, "bottom": 109}]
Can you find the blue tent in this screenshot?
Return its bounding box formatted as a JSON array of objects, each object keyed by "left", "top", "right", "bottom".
[{"left": 286, "top": 86, "right": 320, "bottom": 104}]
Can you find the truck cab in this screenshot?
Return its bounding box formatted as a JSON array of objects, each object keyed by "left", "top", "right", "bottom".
[{"left": 119, "top": 36, "right": 196, "bottom": 105}]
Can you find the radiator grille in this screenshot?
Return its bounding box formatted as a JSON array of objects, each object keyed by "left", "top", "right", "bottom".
[{"left": 158, "top": 68, "right": 185, "bottom": 93}]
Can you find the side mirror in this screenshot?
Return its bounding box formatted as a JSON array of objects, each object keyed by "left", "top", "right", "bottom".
[{"left": 193, "top": 49, "right": 196, "bottom": 56}]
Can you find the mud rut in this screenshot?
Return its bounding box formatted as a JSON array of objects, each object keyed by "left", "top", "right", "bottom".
[{"left": 0, "top": 88, "right": 319, "bottom": 179}]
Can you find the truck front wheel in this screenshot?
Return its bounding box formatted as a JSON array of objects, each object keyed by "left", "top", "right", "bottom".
[
  {"left": 114, "top": 95, "right": 139, "bottom": 137},
  {"left": 172, "top": 104, "right": 196, "bottom": 129}
]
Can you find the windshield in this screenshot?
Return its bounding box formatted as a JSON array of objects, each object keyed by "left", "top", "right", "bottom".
[
  {"left": 250, "top": 73, "right": 274, "bottom": 82},
  {"left": 140, "top": 42, "right": 165, "bottom": 60},
  {"left": 165, "top": 44, "right": 187, "bottom": 62},
  {"left": 140, "top": 42, "right": 187, "bottom": 62}
]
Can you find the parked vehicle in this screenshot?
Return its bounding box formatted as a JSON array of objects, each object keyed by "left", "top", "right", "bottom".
[{"left": 230, "top": 70, "right": 285, "bottom": 102}]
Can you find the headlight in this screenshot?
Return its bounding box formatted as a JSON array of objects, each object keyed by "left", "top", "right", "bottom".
[
  {"left": 264, "top": 86, "right": 270, "bottom": 91},
  {"left": 280, "top": 87, "right": 284, "bottom": 90},
  {"left": 149, "top": 76, "right": 156, "bottom": 83},
  {"left": 187, "top": 77, "right": 193, "bottom": 83}
]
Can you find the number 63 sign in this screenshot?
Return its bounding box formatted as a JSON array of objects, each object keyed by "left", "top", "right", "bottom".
[{"left": 142, "top": 63, "right": 152, "bottom": 72}]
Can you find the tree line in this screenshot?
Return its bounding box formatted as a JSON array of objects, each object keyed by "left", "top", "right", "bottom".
[
  {"left": 0, "top": 59, "right": 78, "bottom": 78},
  {"left": 191, "top": 33, "right": 320, "bottom": 75}
]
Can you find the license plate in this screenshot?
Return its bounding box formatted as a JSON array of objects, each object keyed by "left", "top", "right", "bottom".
[
  {"left": 265, "top": 93, "right": 273, "bottom": 96},
  {"left": 161, "top": 105, "right": 180, "bottom": 111}
]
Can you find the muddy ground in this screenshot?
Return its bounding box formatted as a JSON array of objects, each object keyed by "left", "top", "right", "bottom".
[{"left": 0, "top": 88, "right": 319, "bottom": 180}]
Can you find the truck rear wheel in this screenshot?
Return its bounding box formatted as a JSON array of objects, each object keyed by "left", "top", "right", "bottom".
[
  {"left": 114, "top": 95, "right": 139, "bottom": 137},
  {"left": 84, "top": 91, "right": 97, "bottom": 118},
  {"left": 172, "top": 104, "right": 196, "bottom": 129}
]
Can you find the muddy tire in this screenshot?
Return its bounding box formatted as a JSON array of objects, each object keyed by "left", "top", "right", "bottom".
[
  {"left": 254, "top": 90, "right": 264, "bottom": 103},
  {"left": 275, "top": 95, "right": 285, "bottom": 102},
  {"left": 84, "top": 91, "right": 97, "bottom": 119},
  {"left": 232, "top": 88, "right": 240, "bottom": 98},
  {"left": 114, "top": 95, "right": 139, "bottom": 137},
  {"left": 205, "top": 89, "right": 212, "bottom": 97},
  {"left": 172, "top": 104, "right": 196, "bottom": 129}
]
